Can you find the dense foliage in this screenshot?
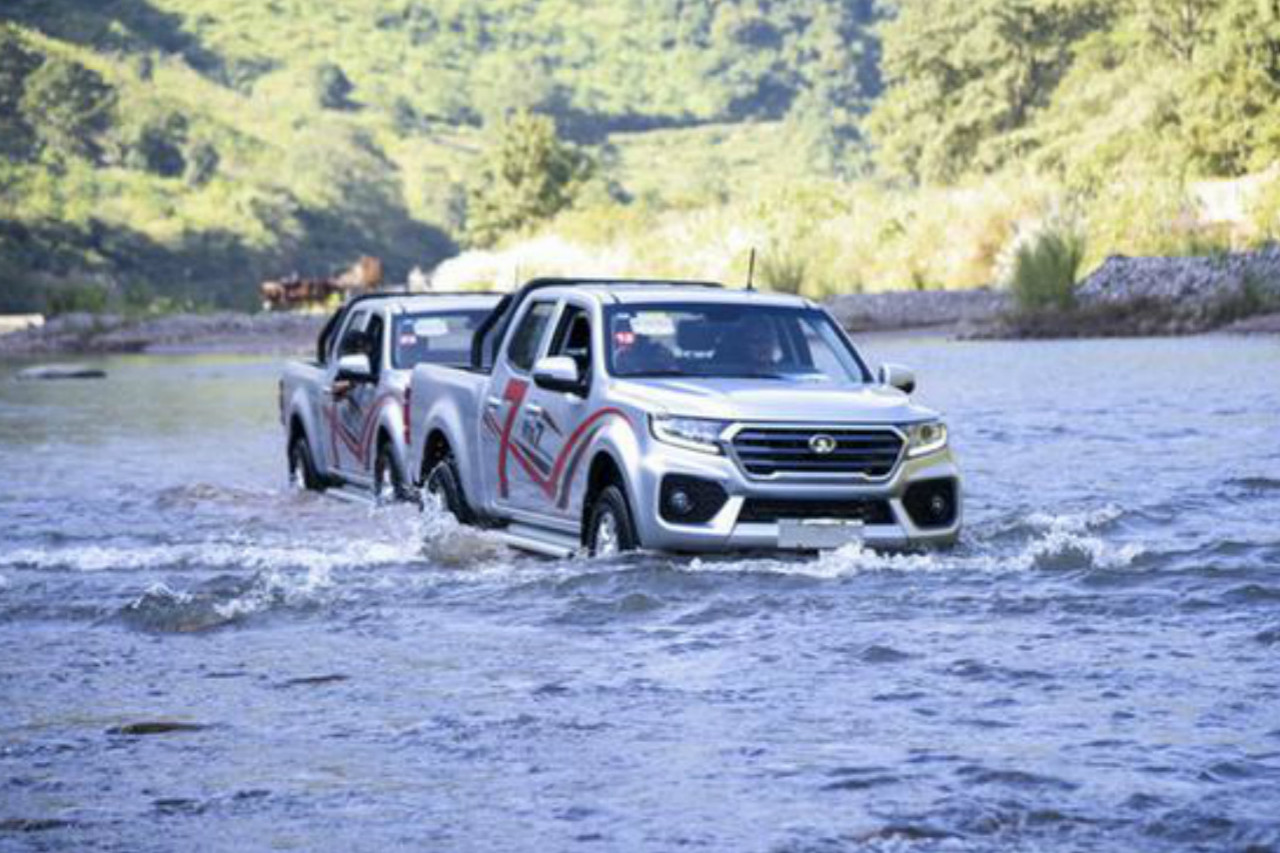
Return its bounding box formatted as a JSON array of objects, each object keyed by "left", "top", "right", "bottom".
[
  {"left": 870, "top": 0, "right": 1280, "bottom": 184},
  {"left": 0, "top": 0, "right": 1277, "bottom": 311}
]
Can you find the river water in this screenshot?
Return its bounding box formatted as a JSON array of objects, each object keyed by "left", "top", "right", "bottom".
[{"left": 1, "top": 335, "right": 1278, "bottom": 852}]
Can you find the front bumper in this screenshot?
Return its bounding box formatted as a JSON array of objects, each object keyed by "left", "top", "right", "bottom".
[{"left": 629, "top": 442, "right": 962, "bottom": 553}]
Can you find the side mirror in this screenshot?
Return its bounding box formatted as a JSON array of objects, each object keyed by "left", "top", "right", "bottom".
[
  {"left": 879, "top": 363, "right": 916, "bottom": 395},
  {"left": 532, "top": 355, "right": 584, "bottom": 394},
  {"left": 336, "top": 353, "right": 373, "bottom": 382}
]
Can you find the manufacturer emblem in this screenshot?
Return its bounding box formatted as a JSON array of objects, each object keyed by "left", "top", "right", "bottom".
[{"left": 809, "top": 434, "right": 837, "bottom": 455}]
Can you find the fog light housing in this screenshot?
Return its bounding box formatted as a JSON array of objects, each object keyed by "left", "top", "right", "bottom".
[
  {"left": 903, "top": 479, "right": 958, "bottom": 529},
  {"left": 668, "top": 489, "right": 694, "bottom": 516},
  {"left": 660, "top": 475, "right": 728, "bottom": 524}
]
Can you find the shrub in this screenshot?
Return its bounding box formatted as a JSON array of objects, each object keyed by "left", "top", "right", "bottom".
[
  {"left": 314, "top": 62, "right": 355, "bottom": 110},
  {"left": 1005, "top": 218, "right": 1086, "bottom": 312},
  {"left": 758, "top": 249, "right": 807, "bottom": 294},
  {"left": 46, "top": 282, "right": 110, "bottom": 315}
]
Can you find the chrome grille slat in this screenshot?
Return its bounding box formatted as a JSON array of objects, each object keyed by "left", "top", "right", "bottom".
[{"left": 730, "top": 425, "right": 905, "bottom": 480}]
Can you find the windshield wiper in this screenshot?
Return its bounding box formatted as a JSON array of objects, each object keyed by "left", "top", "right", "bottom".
[
  {"left": 621, "top": 370, "right": 694, "bottom": 378},
  {"left": 621, "top": 370, "right": 812, "bottom": 380}
]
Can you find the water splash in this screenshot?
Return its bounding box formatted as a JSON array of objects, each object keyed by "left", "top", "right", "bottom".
[
  {"left": 415, "top": 496, "right": 512, "bottom": 570},
  {"left": 0, "top": 536, "right": 422, "bottom": 574},
  {"left": 119, "top": 565, "right": 336, "bottom": 633}
]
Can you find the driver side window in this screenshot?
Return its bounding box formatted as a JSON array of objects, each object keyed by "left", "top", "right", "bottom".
[
  {"left": 339, "top": 311, "right": 370, "bottom": 357},
  {"left": 549, "top": 305, "right": 592, "bottom": 380}
]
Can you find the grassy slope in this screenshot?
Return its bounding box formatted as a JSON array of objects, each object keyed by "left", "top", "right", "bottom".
[
  {"left": 1, "top": 0, "right": 820, "bottom": 311},
  {"left": 2, "top": 1, "right": 1276, "bottom": 311}
]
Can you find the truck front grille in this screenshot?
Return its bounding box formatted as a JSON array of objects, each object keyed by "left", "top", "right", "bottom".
[{"left": 730, "top": 426, "right": 904, "bottom": 480}]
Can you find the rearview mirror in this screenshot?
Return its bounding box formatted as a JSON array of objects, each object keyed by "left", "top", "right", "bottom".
[
  {"left": 532, "top": 355, "right": 583, "bottom": 394},
  {"left": 336, "top": 353, "right": 373, "bottom": 382},
  {"left": 879, "top": 363, "right": 916, "bottom": 395}
]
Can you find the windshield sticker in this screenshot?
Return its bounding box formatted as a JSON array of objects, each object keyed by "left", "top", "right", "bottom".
[
  {"left": 630, "top": 313, "right": 675, "bottom": 336},
  {"left": 413, "top": 318, "right": 449, "bottom": 337},
  {"left": 399, "top": 333, "right": 418, "bottom": 347},
  {"left": 614, "top": 330, "right": 636, "bottom": 347}
]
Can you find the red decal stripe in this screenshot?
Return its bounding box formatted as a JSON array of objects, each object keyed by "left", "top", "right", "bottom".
[
  {"left": 497, "top": 404, "right": 631, "bottom": 504},
  {"left": 496, "top": 379, "right": 529, "bottom": 498}
]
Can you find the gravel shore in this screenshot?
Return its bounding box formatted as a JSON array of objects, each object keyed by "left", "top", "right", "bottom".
[
  {"left": 2, "top": 249, "right": 1278, "bottom": 357},
  {"left": 0, "top": 311, "right": 326, "bottom": 357}
]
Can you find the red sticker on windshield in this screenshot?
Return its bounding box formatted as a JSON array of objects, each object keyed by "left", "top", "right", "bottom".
[{"left": 614, "top": 331, "right": 635, "bottom": 346}]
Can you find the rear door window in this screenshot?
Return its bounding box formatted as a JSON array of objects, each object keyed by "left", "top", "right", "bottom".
[{"left": 506, "top": 301, "right": 556, "bottom": 373}]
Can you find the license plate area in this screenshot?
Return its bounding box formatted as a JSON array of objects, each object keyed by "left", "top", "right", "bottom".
[{"left": 777, "top": 519, "right": 864, "bottom": 550}]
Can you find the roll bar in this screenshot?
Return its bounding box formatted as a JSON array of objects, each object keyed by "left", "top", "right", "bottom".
[{"left": 469, "top": 277, "right": 723, "bottom": 370}]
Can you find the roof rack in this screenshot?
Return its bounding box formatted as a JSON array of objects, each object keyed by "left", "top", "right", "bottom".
[{"left": 469, "top": 277, "right": 723, "bottom": 370}]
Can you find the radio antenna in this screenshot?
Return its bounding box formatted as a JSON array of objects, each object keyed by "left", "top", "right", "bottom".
[{"left": 746, "top": 248, "right": 756, "bottom": 291}]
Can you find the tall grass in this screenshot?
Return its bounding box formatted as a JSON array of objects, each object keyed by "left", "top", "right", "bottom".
[
  {"left": 1007, "top": 223, "right": 1086, "bottom": 312},
  {"left": 758, "top": 249, "right": 808, "bottom": 294}
]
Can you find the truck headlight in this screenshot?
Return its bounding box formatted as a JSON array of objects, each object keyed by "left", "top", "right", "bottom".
[
  {"left": 650, "top": 415, "right": 729, "bottom": 455},
  {"left": 904, "top": 421, "right": 948, "bottom": 458}
]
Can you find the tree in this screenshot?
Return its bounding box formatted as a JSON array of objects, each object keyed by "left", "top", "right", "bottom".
[
  {"left": 0, "top": 27, "right": 43, "bottom": 161},
  {"left": 1179, "top": 0, "right": 1280, "bottom": 174},
  {"left": 184, "top": 140, "right": 219, "bottom": 186},
  {"left": 869, "top": 0, "right": 1111, "bottom": 183},
  {"left": 127, "top": 113, "right": 188, "bottom": 178},
  {"left": 314, "top": 62, "right": 355, "bottom": 110},
  {"left": 786, "top": 1, "right": 881, "bottom": 176},
  {"left": 464, "top": 111, "right": 594, "bottom": 246},
  {"left": 1142, "top": 0, "right": 1216, "bottom": 63},
  {"left": 19, "top": 56, "right": 116, "bottom": 163}
]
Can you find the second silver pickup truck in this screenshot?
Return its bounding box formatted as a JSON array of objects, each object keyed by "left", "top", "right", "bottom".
[
  {"left": 280, "top": 291, "right": 499, "bottom": 501},
  {"left": 407, "top": 278, "right": 962, "bottom": 556}
]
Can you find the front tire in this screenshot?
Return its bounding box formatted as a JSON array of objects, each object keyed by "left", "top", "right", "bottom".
[
  {"left": 424, "top": 456, "right": 473, "bottom": 525},
  {"left": 288, "top": 435, "right": 325, "bottom": 492},
  {"left": 586, "top": 485, "right": 639, "bottom": 556}
]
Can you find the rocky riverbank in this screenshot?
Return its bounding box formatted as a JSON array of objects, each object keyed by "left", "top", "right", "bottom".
[
  {"left": 0, "top": 311, "right": 326, "bottom": 357},
  {"left": 974, "top": 245, "right": 1280, "bottom": 339},
  {"left": 2, "top": 248, "right": 1278, "bottom": 357}
]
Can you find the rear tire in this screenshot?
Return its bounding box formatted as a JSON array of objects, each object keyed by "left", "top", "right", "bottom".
[
  {"left": 374, "top": 442, "right": 408, "bottom": 504},
  {"left": 424, "top": 456, "right": 474, "bottom": 524},
  {"left": 288, "top": 434, "right": 325, "bottom": 493},
  {"left": 586, "top": 485, "right": 639, "bottom": 556}
]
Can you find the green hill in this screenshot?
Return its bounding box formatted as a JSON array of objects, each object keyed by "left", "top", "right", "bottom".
[
  {"left": 0, "top": 0, "right": 877, "bottom": 311},
  {"left": 1, "top": 0, "right": 1277, "bottom": 312}
]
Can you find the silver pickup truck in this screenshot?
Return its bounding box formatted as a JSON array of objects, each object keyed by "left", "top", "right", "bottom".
[
  {"left": 279, "top": 291, "right": 499, "bottom": 501},
  {"left": 407, "top": 278, "right": 962, "bottom": 556}
]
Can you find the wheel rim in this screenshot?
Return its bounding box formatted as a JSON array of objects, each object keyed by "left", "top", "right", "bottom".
[{"left": 594, "top": 509, "right": 621, "bottom": 557}]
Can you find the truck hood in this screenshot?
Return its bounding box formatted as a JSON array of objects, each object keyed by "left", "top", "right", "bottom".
[{"left": 611, "top": 377, "right": 938, "bottom": 424}]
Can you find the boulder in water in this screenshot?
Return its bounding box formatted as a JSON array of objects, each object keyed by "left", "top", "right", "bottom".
[
  {"left": 106, "top": 721, "right": 209, "bottom": 736},
  {"left": 16, "top": 364, "right": 106, "bottom": 381}
]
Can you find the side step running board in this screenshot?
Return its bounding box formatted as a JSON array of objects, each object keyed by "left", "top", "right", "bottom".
[
  {"left": 497, "top": 523, "right": 580, "bottom": 559},
  {"left": 325, "top": 486, "right": 376, "bottom": 507}
]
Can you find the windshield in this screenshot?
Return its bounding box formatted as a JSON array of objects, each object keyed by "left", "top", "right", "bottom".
[
  {"left": 605, "top": 303, "right": 870, "bottom": 382},
  {"left": 392, "top": 310, "right": 491, "bottom": 369}
]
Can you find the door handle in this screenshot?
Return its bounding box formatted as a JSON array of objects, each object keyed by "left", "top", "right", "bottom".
[
  {"left": 524, "top": 403, "right": 543, "bottom": 417},
  {"left": 485, "top": 396, "right": 504, "bottom": 411}
]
